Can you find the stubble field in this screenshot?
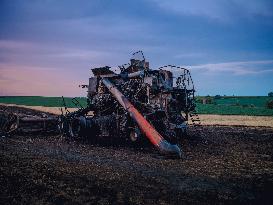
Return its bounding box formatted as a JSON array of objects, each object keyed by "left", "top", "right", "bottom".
[{"left": 0, "top": 105, "right": 273, "bottom": 204}]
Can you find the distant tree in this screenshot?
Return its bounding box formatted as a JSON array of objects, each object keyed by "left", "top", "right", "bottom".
[
  {"left": 268, "top": 92, "right": 273, "bottom": 97},
  {"left": 214, "top": 95, "right": 221, "bottom": 99},
  {"left": 205, "top": 96, "right": 214, "bottom": 104}
]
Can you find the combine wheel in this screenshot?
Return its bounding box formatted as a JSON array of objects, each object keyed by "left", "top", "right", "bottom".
[
  {"left": 68, "top": 119, "right": 80, "bottom": 139},
  {"left": 57, "top": 116, "right": 81, "bottom": 139},
  {"left": 0, "top": 111, "right": 19, "bottom": 135}
]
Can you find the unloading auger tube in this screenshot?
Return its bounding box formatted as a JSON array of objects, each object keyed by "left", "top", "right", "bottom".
[{"left": 101, "top": 77, "right": 182, "bottom": 158}]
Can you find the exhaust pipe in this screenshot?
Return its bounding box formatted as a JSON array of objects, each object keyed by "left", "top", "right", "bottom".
[{"left": 102, "top": 78, "right": 182, "bottom": 158}]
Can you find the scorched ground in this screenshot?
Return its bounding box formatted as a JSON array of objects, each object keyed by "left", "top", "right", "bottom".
[{"left": 0, "top": 106, "right": 273, "bottom": 204}]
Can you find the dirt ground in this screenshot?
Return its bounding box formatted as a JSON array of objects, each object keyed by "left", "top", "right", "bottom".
[
  {"left": 0, "top": 106, "right": 273, "bottom": 204},
  {"left": 0, "top": 103, "right": 78, "bottom": 115},
  {"left": 1, "top": 103, "right": 272, "bottom": 128},
  {"left": 196, "top": 114, "right": 273, "bottom": 128}
]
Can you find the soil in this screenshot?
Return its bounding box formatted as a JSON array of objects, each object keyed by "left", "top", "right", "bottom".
[
  {"left": 197, "top": 114, "right": 273, "bottom": 128},
  {"left": 0, "top": 103, "right": 78, "bottom": 115},
  {"left": 2, "top": 103, "right": 273, "bottom": 128},
  {"left": 0, "top": 105, "right": 273, "bottom": 204}
]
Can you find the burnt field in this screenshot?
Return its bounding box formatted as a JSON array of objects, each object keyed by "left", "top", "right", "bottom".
[{"left": 0, "top": 106, "right": 273, "bottom": 204}]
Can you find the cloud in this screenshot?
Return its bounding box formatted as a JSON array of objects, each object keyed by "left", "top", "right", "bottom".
[
  {"left": 0, "top": 38, "right": 159, "bottom": 96},
  {"left": 0, "top": 40, "right": 36, "bottom": 50},
  {"left": 0, "top": 63, "right": 86, "bottom": 97},
  {"left": 174, "top": 52, "right": 205, "bottom": 59},
  {"left": 0, "top": 11, "right": 161, "bottom": 65},
  {"left": 157, "top": 60, "right": 273, "bottom": 76},
  {"left": 151, "top": 0, "right": 273, "bottom": 21},
  {"left": 0, "top": 39, "right": 126, "bottom": 68},
  {"left": 187, "top": 60, "right": 273, "bottom": 75}
]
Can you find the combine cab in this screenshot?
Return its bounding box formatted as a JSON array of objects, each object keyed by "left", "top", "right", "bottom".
[{"left": 60, "top": 51, "right": 199, "bottom": 158}]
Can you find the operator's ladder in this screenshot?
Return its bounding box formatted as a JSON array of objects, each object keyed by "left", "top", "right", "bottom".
[{"left": 189, "top": 110, "right": 201, "bottom": 126}]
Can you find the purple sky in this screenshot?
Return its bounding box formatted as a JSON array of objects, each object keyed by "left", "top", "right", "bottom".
[{"left": 1, "top": 0, "right": 273, "bottom": 96}]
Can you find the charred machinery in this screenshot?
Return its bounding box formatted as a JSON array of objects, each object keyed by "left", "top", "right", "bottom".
[
  {"left": 60, "top": 51, "right": 200, "bottom": 158},
  {"left": 0, "top": 108, "right": 57, "bottom": 135}
]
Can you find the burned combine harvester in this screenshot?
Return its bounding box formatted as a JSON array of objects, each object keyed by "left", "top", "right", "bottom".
[{"left": 60, "top": 51, "right": 200, "bottom": 158}]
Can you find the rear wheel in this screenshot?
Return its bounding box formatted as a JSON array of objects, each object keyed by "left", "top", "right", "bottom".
[{"left": 58, "top": 116, "right": 83, "bottom": 140}]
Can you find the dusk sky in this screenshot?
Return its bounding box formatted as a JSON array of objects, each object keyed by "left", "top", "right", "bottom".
[{"left": 1, "top": 0, "right": 273, "bottom": 97}]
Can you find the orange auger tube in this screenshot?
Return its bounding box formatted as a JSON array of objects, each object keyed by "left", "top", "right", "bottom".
[{"left": 102, "top": 78, "right": 182, "bottom": 158}]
